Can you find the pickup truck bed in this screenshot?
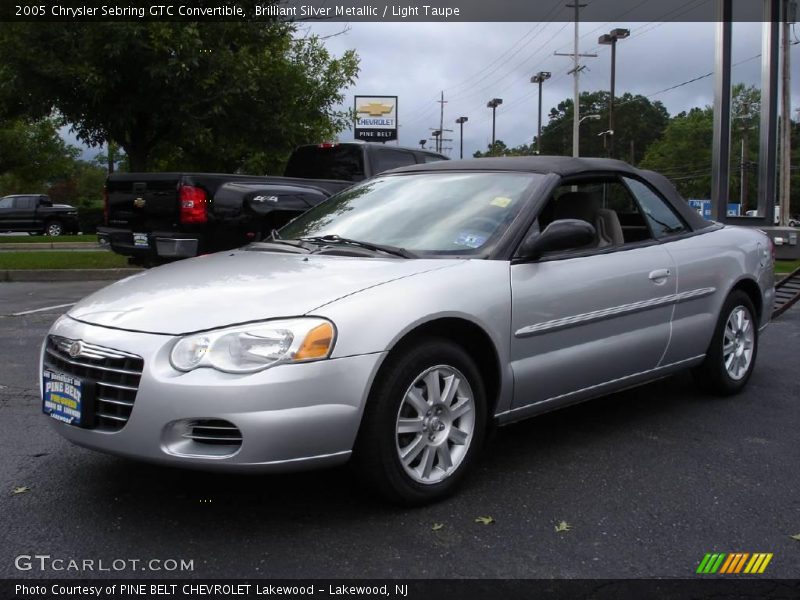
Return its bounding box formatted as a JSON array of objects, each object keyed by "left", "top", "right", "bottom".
[{"left": 98, "top": 143, "right": 448, "bottom": 265}]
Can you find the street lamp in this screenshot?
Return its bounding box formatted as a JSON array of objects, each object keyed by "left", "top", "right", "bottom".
[
  {"left": 598, "top": 28, "right": 630, "bottom": 158},
  {"left": 530, "top": 71, "right": 551, "bottom": 154},
  {"left": 487, "top": 98, "right": 503, "bottom": 147},
  {"left": 580, "top": 114, "right": 601, "bottom": 124},
  {"left": 455, "top": 116, "right": 468, "bottom": 159}
]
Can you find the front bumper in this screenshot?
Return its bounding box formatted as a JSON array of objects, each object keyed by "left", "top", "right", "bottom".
[
  {"left": 43, "top": 316, "right": 384, "bottom": 472},
  {"left": 97, "top": 227, "right": 201, "bottom": 259}
]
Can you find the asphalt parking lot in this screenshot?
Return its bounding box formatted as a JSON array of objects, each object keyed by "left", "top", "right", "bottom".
[{"left": 0, "top": 280, "right": 798, "bottom": 579}]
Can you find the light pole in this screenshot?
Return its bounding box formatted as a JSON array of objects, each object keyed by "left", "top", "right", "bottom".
[
  {"left": 598, "top": 28, "right": 630, "bottom": 158},
  {"left": 455, "top": 116, "right": 468, "bottom": 159},
  {"left": 487, "top": 98, "right": 503, "bottom": 148},
  {"left": 530, "top": 71, "right": 551, "bottom": 154},
  {"left": 577, "top": 114, "right": 600, "bottom": 156}
]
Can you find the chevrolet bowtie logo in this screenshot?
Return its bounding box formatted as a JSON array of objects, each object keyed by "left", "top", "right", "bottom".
[{"left": 357, "top": 102, "right": 394, "bottom": 117}]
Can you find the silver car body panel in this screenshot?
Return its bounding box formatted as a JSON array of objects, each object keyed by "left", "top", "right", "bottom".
[
  {"left": 42, "top": 315, "right": 386, "bottom": 472},
  {"left": 44, "top": 219, "right": 773, "bottom": 470},
  {"left": 68, "top": 251, "right": 459, "bottom": 335}
]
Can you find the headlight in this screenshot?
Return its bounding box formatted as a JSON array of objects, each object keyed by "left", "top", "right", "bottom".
[{"left": 170, "top": 318, "right": 336, "bottom": 374}]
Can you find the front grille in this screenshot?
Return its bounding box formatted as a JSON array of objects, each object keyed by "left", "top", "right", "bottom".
[
  {"left": 184, "top": 419, "right": 242, "bottom": 447},
  {"left": 43, "top": 335, "right": 144, "bottom": 432}
]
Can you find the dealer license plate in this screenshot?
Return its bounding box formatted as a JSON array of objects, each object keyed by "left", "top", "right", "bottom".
[
  {"left": 133, "top": 232, "right": 149, "bottom": 248},
  {"left": 42, "top": 369, "right": 83, "bottom": 425}
]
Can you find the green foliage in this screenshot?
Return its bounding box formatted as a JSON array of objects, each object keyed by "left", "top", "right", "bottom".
[
  {"left": 0, "top": 117, "right": 79, "bottom": 195},
  {"left": 0, "top": 22, "right": 359, "bottom": 173},
  {"left": 641, "top": 84, "right": 762, "bottom": 204},
  {"left": 538, "top": 91, "right": 669, "bottom": 163},
  {"left": 473, "top": 140, "right": 536, "bottom": 158}
]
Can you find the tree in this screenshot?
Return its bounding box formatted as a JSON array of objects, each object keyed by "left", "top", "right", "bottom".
[
  {"left": 538, "top": 91, "right": 669, "bottom": 163},
  {"left": 641, "top": 84, "right": 760, "bottom": 204},
  {"left": 0, "top": 117, "right": 79, "bottom": 195},
  {"left": 473, "top": 140, "right": 536, "bottom": 158},
  {"left": 0, "top": 22, "right": 359, "bottom": 172}
]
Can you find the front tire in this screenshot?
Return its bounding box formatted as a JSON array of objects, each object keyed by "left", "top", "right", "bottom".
[
  {"left": 353, "top": 338, "right": 487, "bottom": 505},
  {"left": 692, "top": 290, "right": 758, "bottom": 396}
]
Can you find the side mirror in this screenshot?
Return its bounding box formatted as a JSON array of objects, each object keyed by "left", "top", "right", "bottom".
[{"left": 518, "top": 219, "right": 596, "bottom": 259}]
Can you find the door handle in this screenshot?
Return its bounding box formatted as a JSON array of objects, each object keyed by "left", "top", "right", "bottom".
[{"left": 648, "top": 268, "right": 671, "bottom": 282}]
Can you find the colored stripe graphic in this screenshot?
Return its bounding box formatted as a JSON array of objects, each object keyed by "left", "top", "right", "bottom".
[
  {"left": 698, "top": 552, "right": 773, "bottom": 574},
  {"left": 719, "top": 553, "right": 736, "bottom": 573}
]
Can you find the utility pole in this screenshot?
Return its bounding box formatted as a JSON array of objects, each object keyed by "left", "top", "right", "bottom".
[
  {"left": 531, "top": 71, "right": 551, "bottom": 154},
  {"left": 555, "top": 3, "right": 596, "bottom": 157},
  {"left": 737, "top": 101, "right": 752, "bottom": 213},
  {"left": 438, "top": 91, "right": 446, "bottom": 152},
  {"left": 779, "top": 4, "right": 793, "bottom": 226}
]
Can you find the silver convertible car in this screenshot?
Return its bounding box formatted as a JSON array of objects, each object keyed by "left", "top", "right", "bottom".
[{"left": 41, "top": 157, "right": 774, "bottom": 504}]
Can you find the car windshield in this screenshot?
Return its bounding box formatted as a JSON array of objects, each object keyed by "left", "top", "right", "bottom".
[{"left": 278, "top": 172, "right": 542, "bottom": 256}]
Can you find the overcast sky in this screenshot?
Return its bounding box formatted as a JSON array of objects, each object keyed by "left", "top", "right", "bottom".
[
  {"left": 64, "top": 19, "right": 800, "bottom": 164},
  {"left": 304, "top": 20, "right": 800, "bottom": 159}
]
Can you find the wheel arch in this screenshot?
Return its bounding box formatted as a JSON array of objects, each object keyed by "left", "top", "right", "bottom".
[
  {"left": 728, "top": 276, "right": 764, "bottom": 324},
  {"left": 370, "top": 316, "right": 503, "bottom": 419}
]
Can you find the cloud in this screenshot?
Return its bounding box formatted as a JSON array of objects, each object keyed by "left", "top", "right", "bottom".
[{"left": 310, "top": 21, "right": 796, "bottom": 157}]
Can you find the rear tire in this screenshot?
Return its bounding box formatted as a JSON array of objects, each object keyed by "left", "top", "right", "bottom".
[
  {"left": 692, "top": 290, "right": 758, "bottom": 396},
  {"left": 353, "top": 338, "right": 487, "bottom": 505}
]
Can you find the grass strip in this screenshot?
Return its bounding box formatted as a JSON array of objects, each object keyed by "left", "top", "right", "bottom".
[
  {"left": 0, "top": 235, "right": 97, "bottom": 243},
  {"left": 0, "top": 251, "right": 128, "bottom": 270}
]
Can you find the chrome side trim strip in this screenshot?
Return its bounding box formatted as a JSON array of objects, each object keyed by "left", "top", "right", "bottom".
[
  {"left": 514, "top": 287, "right": 716, "bottom": 338},
  {"left": 497, "top": 354, "right": 705, "bottom": 419}
]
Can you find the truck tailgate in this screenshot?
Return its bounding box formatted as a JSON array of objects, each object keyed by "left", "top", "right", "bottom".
[{"left": 106, "top": 173, "right": 181, "bottom": 231}]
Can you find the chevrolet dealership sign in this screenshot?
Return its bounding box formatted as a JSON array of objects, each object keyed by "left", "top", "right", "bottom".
[{"left": 354, "top": 95, "right": 398, "bottom": 142}]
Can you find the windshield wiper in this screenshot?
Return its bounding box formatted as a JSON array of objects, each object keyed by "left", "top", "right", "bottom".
[{"left": 300, "top": 235, "right": 416, "bottom": 259}]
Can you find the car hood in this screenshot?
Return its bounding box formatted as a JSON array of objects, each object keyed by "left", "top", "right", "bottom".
[{"left": 68, "top": 250, "right": 457, "bottom": 335}]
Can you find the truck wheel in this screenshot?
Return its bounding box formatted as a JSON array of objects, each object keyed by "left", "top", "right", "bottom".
[
  {"left": 692, "top": 290, "right": 758, "bottom": 396},
  {"left": 353, "top": 338, "right": 487, "bottom": 505},
  {"left": 44, "top": 221, "right": 64, "bottom": 236}
]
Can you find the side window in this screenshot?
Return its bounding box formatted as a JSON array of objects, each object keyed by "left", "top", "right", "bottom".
[
  {"left": 532, "top": 178, "right": 653, "bottom": 255},
  {"left": 14, "top": 196, "right": 36, "bottom": 210},
  {"left": 0, "top": 197, "right": 13, "bottom": 209},
  {"left": 371, "top": 149, "right": 416, "bottom": 174},
  {"left": 420, "top": 153, "right": 446, "bottom": 164},
  {"left": 623, "top": 177, "right": 687, "bottom": 238}
]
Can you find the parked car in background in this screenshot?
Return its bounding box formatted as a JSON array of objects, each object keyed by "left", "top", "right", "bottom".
[
  {"left": 42, "top": 157, "right": 774, "bottom": 504},
  {"left": 0, "top": 194, "right": 79, "bottom": 236},
  {"left": 98, "top": 142, "right": 448, "bottom": 266}
]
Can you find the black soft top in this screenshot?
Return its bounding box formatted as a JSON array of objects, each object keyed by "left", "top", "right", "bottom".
[{"left": 389, "top": 155, "right": 712, "bottom": 231}]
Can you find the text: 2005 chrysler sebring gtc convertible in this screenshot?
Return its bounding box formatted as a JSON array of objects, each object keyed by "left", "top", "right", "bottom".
[{"left": 41, "top": 157, "right": 774, "bottom": 504}]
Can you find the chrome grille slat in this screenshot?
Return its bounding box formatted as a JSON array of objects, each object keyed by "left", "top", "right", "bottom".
[
  {"left": 97, "top": 397, "right": 134, "bottom": 407},
  {"left": 96, "top": 381, "right": 138, "bottom": 391},
  {"left": 96, "top": 412, "right": 128, "bottom": 422},
  {"left": 44, "top": 348, "right": 141, "bottom": 375},
  {"left": 184, "top": 433, "right": 243, "bottom": 442},
  {"left": 43, "top": 336, "right": 143, "bottom": 433},
  {"left": 186, "top": 419, "right": 243, "bottom": 447},
  {"left": 54, "top": 337, "right": 140, "bottom": 360}
]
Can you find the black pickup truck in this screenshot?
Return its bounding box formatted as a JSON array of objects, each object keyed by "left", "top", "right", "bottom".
[
  {"left": 98, "top": 142, "right": 447, "bottom": 265},
  {"left": 0, "top": 194, "right": 80, "bottom": 236}
]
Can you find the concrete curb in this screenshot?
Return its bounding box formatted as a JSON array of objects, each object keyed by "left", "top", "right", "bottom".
[
  {"left": 0, "top": 242, "right": 99, "bottom": 250},
  {"left": 1, "top": 269, "right": 143, "bottom": 282}
]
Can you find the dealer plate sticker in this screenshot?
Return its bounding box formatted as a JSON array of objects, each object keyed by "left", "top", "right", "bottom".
[
  {"left": 42, "top": 369, "right": 82, "bottom": 425},
  {"left": 133, "top": 232, "right": 149, "bottom": 248}
]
